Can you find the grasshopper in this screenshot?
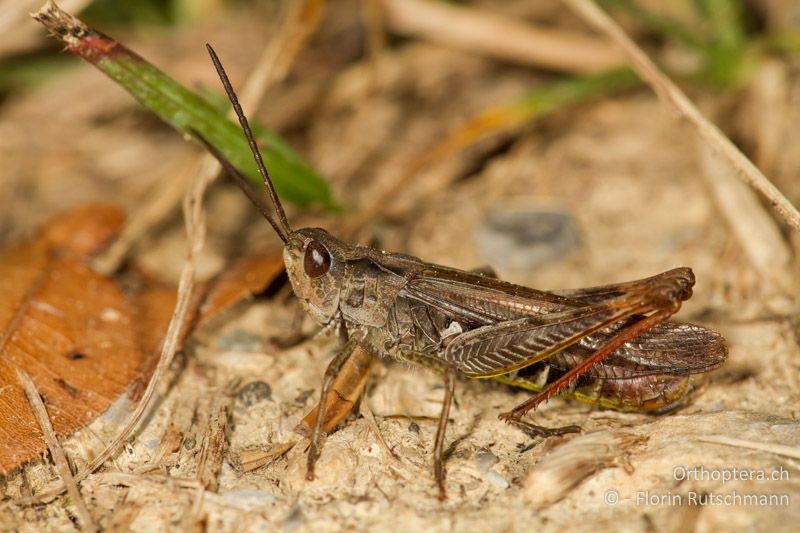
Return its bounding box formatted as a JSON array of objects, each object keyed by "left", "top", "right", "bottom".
[{"left": 199, "top": 45, "right": 727, "bottom": 499}]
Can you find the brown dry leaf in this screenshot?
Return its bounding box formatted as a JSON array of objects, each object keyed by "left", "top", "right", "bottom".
[
  {"left": 0, "top": 204, "right": 140, "bottom": 473},
  {"left": 37, "top": 203, "right": 126, "bottom": 256},
  {"left": 0, "top": 205, "right": 286, "bottom": 474},
  {"left": 197, "top": 252, "right": 285, "bottom": 327}
]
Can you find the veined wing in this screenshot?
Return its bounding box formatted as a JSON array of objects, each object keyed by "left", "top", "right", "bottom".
[
  {"left": 403, "top": 266, "right": 721, "bottom": 378},
  {"left": 401, "top": 267, "right": 582, "bottom": 326},
  {"left": 441, "top": 297, "right": 656, "bottom": 378},
  {"left": 553, "top": 320, "right": 728, "bottom": 377},
  {"left": 403, "top": 265, "right": 695, "bottom": 325}
]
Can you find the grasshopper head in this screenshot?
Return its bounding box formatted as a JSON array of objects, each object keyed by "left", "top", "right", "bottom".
[
  {"left": 284, "top": 227, "right": 345, "bottom": 324},
  {"left": 201, "top": 45, "right": 345, "bottom": 325}
]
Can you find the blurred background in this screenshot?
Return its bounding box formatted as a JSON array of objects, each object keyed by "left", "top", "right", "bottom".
[
  {"left": 1, "top": 1, "right": 799, "bottom": 530},
  {"left": 2, "top": 0, "right": 799, "bottom": 289}
]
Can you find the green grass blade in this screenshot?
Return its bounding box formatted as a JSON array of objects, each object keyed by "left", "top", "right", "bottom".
[
  {"left": 33, "top": 1, "right": 336, "bottom": 209},
  {"left": 409, "top": 68, "right": 641, "bottom": 176},
  {"left": 509, "top": 68, "right": 640, "bottom": 119}
]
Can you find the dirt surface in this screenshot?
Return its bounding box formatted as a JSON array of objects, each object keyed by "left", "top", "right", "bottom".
[{"left": 1, "top": 1, "right": 799, "bottom": 531}]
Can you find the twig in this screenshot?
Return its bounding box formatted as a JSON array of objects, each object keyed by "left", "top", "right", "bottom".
[
  {"left": 196, "top": 383, "right": 235, "bottom": 491},
  {"left": 359, "top": 400, "right": 399, "bottom": 463},
  {"left": 12, "top": 127, "right": 206, "bottom": 508},
  {"left": 561, "top": 0, "right": 800, "bottom": 233},
  {"left": 382, "top": 0, "right": 625, "bottom": 74},
  {"left": 697, "top": 436, "right": 800, "bottom": 460},
  {"left": 15, "top": 368, "right": 97, "bottom": 533},
  {"left": 74, "top": 150, "right": 212, "bottom": 488}
]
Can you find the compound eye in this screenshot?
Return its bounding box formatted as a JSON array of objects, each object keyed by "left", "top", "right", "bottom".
[{"left": 303, "top": 239, "right": 331, "bottom": 278}]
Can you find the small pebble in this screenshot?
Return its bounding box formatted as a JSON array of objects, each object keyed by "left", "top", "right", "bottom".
[
  {"left": 475, "top": 208, "right": 580, "bottom": 271},
  {"left": 216, "top": 329, "right": 264, "bottom": 351},
  {"left": 474, "top": 450, "right": 509, "bottom": 490},
  {"left": 485, "top": 470, "right": 509, "bottom": 490},
  {"left": 474, "top": 450, "right": 498, "bottom": 472},
  {"left": 237, "top": 380, "right": 272, "bottom": 406}
]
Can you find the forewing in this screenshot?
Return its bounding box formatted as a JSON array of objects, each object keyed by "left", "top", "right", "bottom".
[
  {"left": 402, "top": 264, "right": 724, "bottom": 379},
  {"left": 403, "top": 267, "right": 581, "bottom": 326},
  {"left": 549, "top": 268, "right": 695, "bottom": 305},
  {"left": 443, "top": 300, "right": 649, "bottom": 377}
]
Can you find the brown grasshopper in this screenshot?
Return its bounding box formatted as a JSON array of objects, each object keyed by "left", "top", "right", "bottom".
[{"left": 199, "top": 45, "right": 727, "bottom": 499}]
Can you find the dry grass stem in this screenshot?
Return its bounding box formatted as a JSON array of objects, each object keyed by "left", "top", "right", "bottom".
[
  {"left": 562, "top": 0, "right": 800, "bottom": 233},
  {"left": 15, "top": 367, "right": 97, "bottom": 533},
  {"left": 360, "top": 400, "right": 399, "bottom": 463},
  {"left": 382, "top": 0, "right": 625, "bottom": 74},
  {"left": 699, "top": 146, "right": 795, "bottom": 294},
  {"left": 236, "top": 0, "right": 323, "bottom": 109},
  {"left": 86, "top": 471, "right": 204, "bottom": 490},
  {"left": 62, "top": 154, "right": 213, "bottom": 492},
  {"left": 92, "top": 162, "right": 194, "bottom": 275},
  {"left": 23, "top": 153, "right": 215, "bottom": 502},
  {"left": 236, "top": 442, "right": 297, "bottom": 473},
  {"left": 697, "top": 436, "right": 800, "bottom": 460}
]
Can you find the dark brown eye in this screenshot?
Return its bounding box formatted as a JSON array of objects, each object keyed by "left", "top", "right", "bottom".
[{"left": 303, "top": 239, "right": 331, "bottom": 278}]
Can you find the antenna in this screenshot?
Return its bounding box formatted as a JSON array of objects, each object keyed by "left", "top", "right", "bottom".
[{"left": 205, "top": 43, "right": 292, "bottom": 242}]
